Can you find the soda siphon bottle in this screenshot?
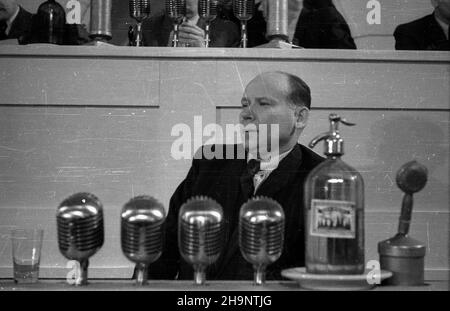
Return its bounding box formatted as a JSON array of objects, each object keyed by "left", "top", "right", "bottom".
[{"left": 304, "top": 114, "right": 365, "bottom": 274}]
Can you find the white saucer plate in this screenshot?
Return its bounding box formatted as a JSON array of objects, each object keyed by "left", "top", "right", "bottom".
[{"left": 281, "top": 267, "right": 392, "bottom": 291}]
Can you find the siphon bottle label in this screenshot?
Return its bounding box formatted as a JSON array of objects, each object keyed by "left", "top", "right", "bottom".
[{"left": 310, "top": 199, "right": 356, "bottom": 239}]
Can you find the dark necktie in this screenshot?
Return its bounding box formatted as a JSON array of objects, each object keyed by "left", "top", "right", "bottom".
[
  {"left": 240, "top": 159, "right": 261, "bottom": 200},
  {"left": 0, "top": 22, "right": 7, "bottom": 38}
]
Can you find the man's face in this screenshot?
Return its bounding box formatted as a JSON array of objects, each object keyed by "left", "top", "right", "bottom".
[
  {"left": 433, "top": 0, "right": 450, "bottom": 20},
  {"left": 0, "top": 0, "right": 18, "bottom": 21},
  {"left": 239, "top": 73, "right": 299, "bottom": 157}
]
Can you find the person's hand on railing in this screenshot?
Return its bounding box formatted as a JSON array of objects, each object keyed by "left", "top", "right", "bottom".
[{"left": 178, "top": 21, "right": 206, "bottom": 47}]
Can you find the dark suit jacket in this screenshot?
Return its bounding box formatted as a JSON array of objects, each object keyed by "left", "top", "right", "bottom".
[
  {"left": 142, "top": 12, "right": 240, "bottom": 47},
  {"left": 145, "top": 144, "right": 324, "bottom": 280},
  {"left": 237, "top": 1, "right": 356, "bottom": 49},
  {"left": 292, "top": 5, "right": 356, "bottom": 49},
  {"left": 0, "top": 6, "right": 33, "bottom": 44},
  {"left": 0, "top": 6, "right": 90, "bottom": 45},
  {"left": 394, "top": 13, "right": 449, "bottom": 51}
]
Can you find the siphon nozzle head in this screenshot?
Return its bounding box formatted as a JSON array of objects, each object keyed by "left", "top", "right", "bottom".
[{"left": 309, "top": 114, "right": 355, "bottom": 156}]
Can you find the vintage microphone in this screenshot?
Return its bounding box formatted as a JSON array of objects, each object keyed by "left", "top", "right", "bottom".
[
  {"left": 121, "top": 195, "right": 166, "bottom": 285},
  {"left": 56, "top": 192, "right": 104, "bottom": 286},
  {"left": 166, "top": 0, "right": 187, "bottom": 47},
  {"left": 178, "top": 196, "right": 224, "bottom": 285},
  {"left": 198, "top": 0, "right": 218, "bottom": 47},
  {"left": 378, "top": 161, "right": 428, "bottom": 285},
  {"left": 239, "top": 197, "right": 284, "bottom": 285},
  {"left": 129, "top": 0, "right": 151, "bottom": 46},
  {"left": 232, "top": 0, "right": 255, "bottom": 48}
]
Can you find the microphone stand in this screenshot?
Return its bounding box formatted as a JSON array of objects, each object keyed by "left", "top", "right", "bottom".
[
  {"left": 75, "top": 259, "right": 89, "bottom": 286},
  {"left": 135, "top": 262, "right": 149, "bottom": 285},
  {"left": 254, "top": 264, "right": 266, "bottom": 285},
  {"left": 240, "top": 20, "right": 248, "bottom": 48},
  {"left": 204, "top": 23, "right": 211, "bottom": 48},
  {"left": 172, "top": 22, "right": 181, "bottom": 47},
  {"left": 193, "top": 264, "right": 206, "bottom": 285}
]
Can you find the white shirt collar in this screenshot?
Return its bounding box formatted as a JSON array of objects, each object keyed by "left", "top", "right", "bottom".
[
  {"left": 247, "top": 148, "right": 293, "bottom": 172},
  {"left": 434, "top": 13, "right": 449, "bottom": 40},
  {"left": 5, "top": 5, "right": 20, "bottom": 36}
]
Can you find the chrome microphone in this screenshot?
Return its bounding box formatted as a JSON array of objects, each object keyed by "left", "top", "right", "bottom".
[
  {"left": 239, "top": 197, "right": 284, "bottom": 285},
  {"left": 233, "top": 0, "right": 255, "bottom": 48},
  {"left": 198, "top": 0, "right": 218, "bottom": 47},
  {"left": 121, "top": 195, "right": 166, "bottom": 285},
  {"left": 166, "top": 0, "right": 187, "bottom": 47},
  {"left": 89, "top": 0, "right": 112, "bottom": 43},
  {"left": 266, "top": 0, "right": 288, "bottom": 42},
  {"left": 178, "top": 196, "right": 224, "bottom": 285},
  {"left": 129, "top": 0, "right": 151, "bottom": 47},
  {"left": 56, "top": 192, "right": 104, "bottom": 286}
]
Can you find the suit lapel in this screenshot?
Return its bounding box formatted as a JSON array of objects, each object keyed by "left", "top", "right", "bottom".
[
  {"left": 214, "top": 145, "right": 304, "bottom": 277},
  {"left": 0, "top": 22, "right": 6, "bottom": 40},
  {"left": 256, "top": 144, "right": 303, "bottom": 198},
  {"left": 427, "top": 14, "right": 449, "bottom": 49},
  {"left": 210, "top": 146, "right": 248, "bottom": 277}
]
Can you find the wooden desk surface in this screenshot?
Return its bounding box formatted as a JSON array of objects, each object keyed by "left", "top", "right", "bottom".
[{"left": 0, "top": 279, "right": 448, "bottom": 291}]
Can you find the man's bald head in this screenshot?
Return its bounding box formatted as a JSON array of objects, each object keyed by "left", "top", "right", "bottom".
[
  {"left": 240, "top": 71, "right": 311, "bottom": 155},
  {"left": 247, "top": 71, "right": 311, "bottom": 110}
]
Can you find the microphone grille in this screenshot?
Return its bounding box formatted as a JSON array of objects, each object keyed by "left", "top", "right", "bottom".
[
  {"left": 178, "top": 196, "right": 224, "bottom": 265},
  {"left": 129, "top": 0, "right": 151, "bottom": 20},
  {"left": 121, "top": 195, "right": 166, "bottom": 264},
  {"left": 56, "top": 192, "right": 104, "bottom": 260},
  {"left": 239, "top": 197, "right": 285, "bottom": 265},
  {"left": 165, "top": 0, "right": 187, "bottom": 21},
  {"left": 233, "top": 0, "right": 255, "bottom": 21},
  {"left": 198, "top": 0, "right": 218, "bottom": 21}
]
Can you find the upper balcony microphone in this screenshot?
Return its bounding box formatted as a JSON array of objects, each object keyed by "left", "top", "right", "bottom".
[
  {"left": 129, "top": 0, "right": 151, "bottom": 46},
  {"left": 198, "top": 0, "right": 218, "bottom": 47},
  {"left": 56, "top": 192, "right": 104, "bottom": 286},
  {"left": 178, "top": 196, "right": 224, "bottom": 285},
  {"left": 121, "top": 195, "right": 166, "bottom": 285},
  {"left": 232, "top": 0, "right": 255, "bottom": 48},
  {"left": 166, "top": 0, "right": 187, "bottom": 47},
  {"left": 239, "top": 197, "right": 285, "bottom": 285}
]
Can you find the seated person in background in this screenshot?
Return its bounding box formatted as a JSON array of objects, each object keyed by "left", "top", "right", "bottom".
[
  {"left": 142, "top": 0, "right": 240, "bottom": 47},
  {"left": 222, "top": 0, "right": 356, "bottom": 49},
  {"left": 0, "top": 0, "right": 89, "bottom": 45},
  {"left": 394, "top": 0, "right": 450, "bottom": 50},
  {"left": 143, "top": 71, "right": 324, "bottom": 280},
  {"left": 293, "top": 0, "right": 356, "bottom": 49},
  {"left": 0, "top": 0, "right": 32, "bottom": 44}
]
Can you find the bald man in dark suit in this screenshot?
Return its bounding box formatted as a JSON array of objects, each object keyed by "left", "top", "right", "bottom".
[{"left": 143, "top": 71, "right": 324, "bottom": 280}]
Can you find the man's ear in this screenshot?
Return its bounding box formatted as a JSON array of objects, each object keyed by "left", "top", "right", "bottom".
[{"left": 294, "top": 106, "right": 309, "bottom": 129}]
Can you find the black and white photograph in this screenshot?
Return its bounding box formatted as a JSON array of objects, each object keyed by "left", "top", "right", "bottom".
[{"left": 0, "top": 0, "right": 448, "bottom": 303}]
